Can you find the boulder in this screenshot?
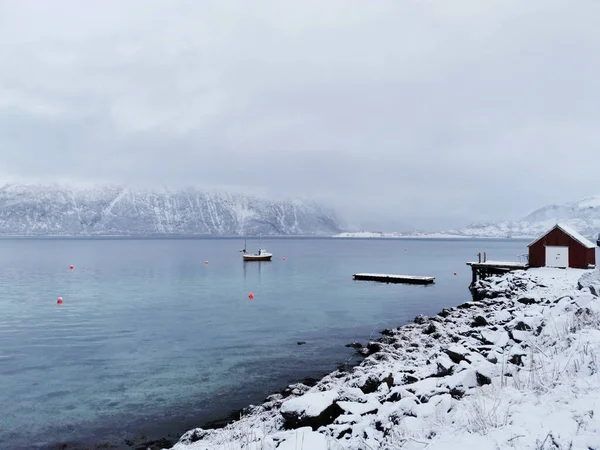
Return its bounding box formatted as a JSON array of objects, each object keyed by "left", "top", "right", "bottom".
[
  {"left": 444, "top": 344, "right": 469, "bottom": 364},
  {"left": 513, "top": 321, "right": 532, "bottom": 331},
  {"left": 359, "top": 375, "right": 381, "bottom": 394},
  {"left": 423, "top": 323, "right": 437, "bottom": 335},
  {"left": 476, "top": 371, "right": 492, "bottom": 386},
  {"left": 434, "top": 355, "right": 455, "bottom": 377},
  {"left": 280, "top": 391, "right": 343, "bottom": 430},
  {"left": 471, "top": 315, "right": 488, "bottom": 327},
  {"left": 517, "top": 297, "right": 538, "bottom": 305}
]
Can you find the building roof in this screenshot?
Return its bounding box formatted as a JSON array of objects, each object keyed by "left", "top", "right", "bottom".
[{"left": 527, "top": 223, "right": 596, "bottom": 249}]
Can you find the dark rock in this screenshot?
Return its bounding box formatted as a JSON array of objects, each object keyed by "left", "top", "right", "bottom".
[
  {"left": 476, "top": 372, "right": 492, "bottom": 386},
  {"left": 302, "top": 377, "right": 320, "bottom": 387},
  {"left": 423, "top": 323, "right": 437, "bottom": 335},
  {"left": 414, "top": 315, "right": 428, "bottom": 324},
  {"left": 380, "top": 328, "right": 395, "bottom": 336},
  {"left": 449, "top": 387, "right": 465, "bottom": 399},
  {"left": 444, "top": 349, "right": 467, "bottom": 364},
  {"left": 417, "top": 395, "right": 430, "bottom": 405},
  {"left": 438, "top": 309, "right": 451, "bottom": 318},
  {"left": 471, "top": 315, "right": 488, "bottom": 327},
  {"left": 375, "top": 420, "right": 385, "bottom": 432},
  {"left": 460, "top": 329, "right": 482, "bottom": 338},
  {"left": 360, "top": 376, "right": 381, "bottom": 394},
  {"left": 435, "top": 361, "right": 453, "bottom": 377},
  {"left": 379, "top": 335, "right": 395, "bottom": 345},
  {"left": 457, "top": 302, "right": 475, "bottom": 309},
  {"left": 282, "top": 402, "right": 344, "bottom": 430},
  {"left": 386, "top": 391, "right": 401, "bottom": 402},
  {"left": 517, "top": 297, "right": 537, "bottom": 305},
  {"left": 514, "top": 321, "right": 532, "bottom": 331},
  {"left": 402, "top": 374, "right": 419, "bottom": 384},
  {"left": 509, "top": 354, "right": 524, "bottom": 366},
  {"left": 366, "top": 342, "right": 382, "bottom": 355},
  {"left": 345, "top": 341, "right": 363, "bottom": 349},
  {"left": 297, "top": 341, "right": 306, "bottom": 345},
  {"left": 337, "top": 427, "right": 352, "bottom": 439}
]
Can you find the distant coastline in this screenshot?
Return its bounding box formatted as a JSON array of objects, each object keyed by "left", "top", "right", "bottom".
[{"left": 332, "top": 231, "right": 535, "bottom": 239}]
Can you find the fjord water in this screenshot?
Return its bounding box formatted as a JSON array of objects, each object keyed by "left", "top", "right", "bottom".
[{"left": 0, "top": 237, "right": 527, "bottom": 449}]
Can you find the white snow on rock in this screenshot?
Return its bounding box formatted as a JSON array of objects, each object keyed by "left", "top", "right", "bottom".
[
  {"left": 275, "top": 428, "right": 331, "bottom": 450},
  {"left": 279, "top": 390, "right": 339, "bottom": 418},
  {"left": 337, "top": 400, "right": 380, "bottom": 416},
  {"left": 168, "top": 268, "right": 600, "bottom": 450}
]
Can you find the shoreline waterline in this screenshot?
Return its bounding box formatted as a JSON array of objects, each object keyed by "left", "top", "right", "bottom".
[
  {"left": 166, "top": 267, "right": 600, "bottom": 450},
  {"left": 0, "top": 238, "right": 527, "bottom": 449}
]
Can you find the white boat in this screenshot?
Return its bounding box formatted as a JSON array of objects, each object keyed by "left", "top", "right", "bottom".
[{"left": 240, "top": 238, "right": 273, "bottom": 261}]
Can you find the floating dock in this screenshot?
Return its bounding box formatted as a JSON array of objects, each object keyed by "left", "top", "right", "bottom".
[{"left": 353, "top": 273, "right": 435, "bottom": 285}]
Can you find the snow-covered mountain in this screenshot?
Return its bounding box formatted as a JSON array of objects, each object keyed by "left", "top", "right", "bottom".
[
  {"left": 452, "top": 195, "right": 600, "bottom": 239},
  {"left": 0, "top": 184, "right": 343, "bottom": 236}
]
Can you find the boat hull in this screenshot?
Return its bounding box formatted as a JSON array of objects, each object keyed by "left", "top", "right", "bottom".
[{"left": 243, "top": 254, "right": 272, "bottom": 261}]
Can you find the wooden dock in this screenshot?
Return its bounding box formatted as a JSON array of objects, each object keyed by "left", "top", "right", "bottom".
[
  {"left": 353, "top": 273, "right": 435, "bottom": 285},
  {"left": 466, "top": 261, "right": 528, "bottom": 286}
]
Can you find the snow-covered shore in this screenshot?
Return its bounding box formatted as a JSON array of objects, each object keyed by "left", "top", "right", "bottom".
[{"left": 167, "top": 268, "right": 600, "bottom": 450}]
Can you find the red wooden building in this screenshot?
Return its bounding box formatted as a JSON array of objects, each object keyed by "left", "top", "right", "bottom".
[{"left": 528, "top": 224, "right": 596, "bottom": 269}]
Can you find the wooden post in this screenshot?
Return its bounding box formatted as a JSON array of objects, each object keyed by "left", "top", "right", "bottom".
[
  {"left": 471, "top": 267, "right": 477, "bottom": 286},
  {"left": 484, "top": 252, "right": 487, "bottom": 262},
  {"left": 478, "top": 252, "right": 481, "bottom": 263}
]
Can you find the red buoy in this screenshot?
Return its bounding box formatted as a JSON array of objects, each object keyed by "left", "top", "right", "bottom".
[
  {"left": 57, "top": 297, "right": 63, "bottom": 304},
  {"left": 454, "top": 272, "right": 457, "bottom": 276},
  {"left": 205, "top": 261, "right": 209, "bottom": 265},
  {"left": 69, "top": 265, "right": 74, "bottom": 270},
  {"left": 248, "top": 292, "right": 254, "bottom": 300},
  {"left": 282, "top": 257, "right": 286, "bottom": 261}
]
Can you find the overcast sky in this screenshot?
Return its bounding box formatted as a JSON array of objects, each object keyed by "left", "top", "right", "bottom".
[{"left": 1, "top": 0, "right": 599, "bottom": 230}]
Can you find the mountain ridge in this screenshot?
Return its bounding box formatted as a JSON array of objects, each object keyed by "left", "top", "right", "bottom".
[
  {"left": 450, "top": 195, "right": 600, "bottom": 240},
  {"left": 0, "top": 183, "right": 344, "bottom": 236},
  {"left": 333, "top": 195, "right": 600, "bottom": 240}
]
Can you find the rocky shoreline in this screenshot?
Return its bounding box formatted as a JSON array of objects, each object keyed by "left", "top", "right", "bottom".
[{"left": 166, "top": 268, "right": 600, "bottom": 450}]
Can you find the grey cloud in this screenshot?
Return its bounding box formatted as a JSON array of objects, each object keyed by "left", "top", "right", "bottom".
[{"left": 1, "top": 0, "right": 599, "bottom": 230}]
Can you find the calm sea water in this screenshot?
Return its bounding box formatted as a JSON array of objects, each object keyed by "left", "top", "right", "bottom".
[{"left": 0, "top": 237, "right": 527, "bottom": 449}]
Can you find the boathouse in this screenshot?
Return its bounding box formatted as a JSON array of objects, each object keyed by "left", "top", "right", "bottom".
[{"left": 528, "top": 224, "right": 596, "bottom": 269}]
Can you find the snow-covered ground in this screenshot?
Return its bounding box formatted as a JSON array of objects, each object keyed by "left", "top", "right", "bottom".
[{"left": 167, "top": 268, "right": 600, "bottom": 450}]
